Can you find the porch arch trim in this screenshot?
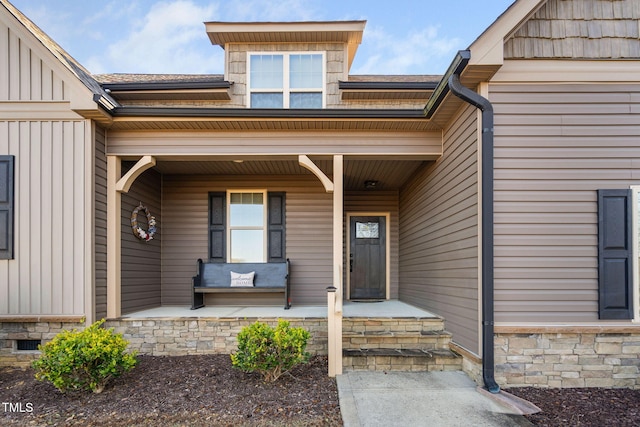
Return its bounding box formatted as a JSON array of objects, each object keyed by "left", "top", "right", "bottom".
[
  {"left": 116, "top": 155, "right": 156, "bottom": 193},
  {"left": 298, "top": 155, "right": 334, "bottom": 192}
]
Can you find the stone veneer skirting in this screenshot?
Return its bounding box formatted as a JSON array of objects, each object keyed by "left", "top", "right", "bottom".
[
  {"left": 494, "top": 328, "right": 640, "bottom": 389},
  {"left": 104, "top": 317, "right": 329, "bottom": 357}
]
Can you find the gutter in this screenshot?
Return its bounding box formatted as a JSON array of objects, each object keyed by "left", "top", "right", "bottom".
[
  {"left": 110, "top": 107, "right": 426, "bottom": 119},
  {"left": 447, "top": 61, "right": 500, "bottom": 394},
  {"left": 101, "top": 81, "right": 232, "bottom": 92},
  {"left": 424, "top": 50, "right": 470, "bottom": 118},
  {"left": 339, "top": 81, "right": 438, "bottom": 91}
]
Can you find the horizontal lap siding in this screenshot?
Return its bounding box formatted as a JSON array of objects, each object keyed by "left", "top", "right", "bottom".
[
  {"left": 0, "top": 120, "right": 88, "bottom": 315},
  {"left": 399, "top": 104, "right": 480, "bottom": 353},
  {"left": 161, "top": 175, "right": 332, "bottom": 306},
  {"left": 94, "top": 126, "right": 107, "bottom": 319},
  {"left": 121, "top": 168, "right": 161, "bottom": 314},
  {"left": 492, "top": 83, "right": 640, "bottom": 322}
]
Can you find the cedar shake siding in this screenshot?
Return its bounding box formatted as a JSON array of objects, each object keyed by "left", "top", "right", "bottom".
[
  {"left": 504, "top": 0, "right": 640, "bottom": 60},
  {"left": 120, "top": 167, "right": 161, "bottom": 314},
  {"left": 161, "top": 175, "right": 333, "bottom": 306},
  {"left": 399, "top": 103, "right": 480, "bottom": 354},
  {"left": 491, "top": 82, "right": 640, "bottom": 323},
  {"left": 94, "top": 125, "right": 107, "bottom": 319}
]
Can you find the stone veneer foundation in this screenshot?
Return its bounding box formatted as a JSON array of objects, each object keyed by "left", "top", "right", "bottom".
[
  {"left": 494, "top": 327, "right": 640, "bottom": 389},
  {"left": 0, "top": 317, "right": 85, "bottom": 367},
  {"left": 103, "top": 317, "right": 328, "bottom": 357}
]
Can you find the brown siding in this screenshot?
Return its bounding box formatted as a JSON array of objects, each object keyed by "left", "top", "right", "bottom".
[
  {"left": 399, "top": 104, "right": 480, "bottom": 353},
  {"left": 161, "top": 175, "right": 332, "bottom": 306},
  {"left": 121, "top": 167, "right": 161, "bottom": 314},
  {"left": 491, "top": 82, "right": 640, "bottom": 322},
  {"left": 345, "top": 191, "right": 399, "bottom": 298},
  {"left": 505, "top": 0, "right": 640, "bottom": 59},
  {"left": 94, "top": 126, "right": 107, "bottom": 319}
]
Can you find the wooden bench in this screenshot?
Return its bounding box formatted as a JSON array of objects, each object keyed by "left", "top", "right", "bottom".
[{"left": 191, "top": 258, "right": 291, "bottom": 310}]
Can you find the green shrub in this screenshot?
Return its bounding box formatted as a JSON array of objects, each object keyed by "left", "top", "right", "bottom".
[
  {"left": 231, "top": 320, "right": 311, "bottom": 382},
  {"left": 32, "top": 319, "right": 137, "bottom": 393}
]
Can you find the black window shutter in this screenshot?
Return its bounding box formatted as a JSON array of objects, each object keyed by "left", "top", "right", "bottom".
[
  {"left": 208, "top": 192, "right": 226, "bottom": 263},
  {"left": 0, "top": 156, "right": 14, "bottom": 260},
  {"left": 598, "top": 189, "right": 633, "bottom": 319},
  {"left": 268, "top": 192, "right": 286, "bottom": 262}
]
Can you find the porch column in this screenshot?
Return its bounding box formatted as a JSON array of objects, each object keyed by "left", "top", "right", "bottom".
[
  {"left": 329, "top": 154, "right": 344, "bottom": 377},
  {"left": 106, "top": 156, "right": 122, "bottom": 318}
]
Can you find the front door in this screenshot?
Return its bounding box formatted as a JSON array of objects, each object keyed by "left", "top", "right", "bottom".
[{"left": 349, "top": 216, "right": 386, "bottom": 299}]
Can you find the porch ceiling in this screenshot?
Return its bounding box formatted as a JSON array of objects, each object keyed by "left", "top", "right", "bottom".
[{"left": 150, "top": 158, "right": 428, "bottom": 191}]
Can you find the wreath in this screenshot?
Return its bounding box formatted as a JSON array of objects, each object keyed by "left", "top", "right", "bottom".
[{"left": 131, "top": 203, "right": 157, "bottom": 241}]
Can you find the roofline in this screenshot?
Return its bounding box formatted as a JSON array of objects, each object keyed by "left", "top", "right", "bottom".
[
  {"left": 102, "top": 81, "right": 232, "bottom": 91},
  {"left": 424, "top": 50, "right": 471, "bottom": 119},
  {"left": 339, "top": 81, "right": 438, "bottom": 91},
  {"left": 110, "top": 107, "right": 427, "bottom": 119}
]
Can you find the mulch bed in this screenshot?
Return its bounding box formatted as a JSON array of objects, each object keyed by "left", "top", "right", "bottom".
[
  {"left": 0, "top": 355, "right": 342, "bottom": 426},
  {"left": 2, "top": 354, "right": 640, "bottom": 426},
  {"left": 508, "top": 387, "right": 640, "bottom": 427}
]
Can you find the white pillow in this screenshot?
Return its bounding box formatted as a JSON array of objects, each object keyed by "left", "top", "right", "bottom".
[{"left": 230, "top": 271, "right": 255, "bottom": 287}]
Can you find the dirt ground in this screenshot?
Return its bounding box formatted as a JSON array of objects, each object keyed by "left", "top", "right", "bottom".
[{"left": 1, "top": 354, "right": 640, "bottom": 426}]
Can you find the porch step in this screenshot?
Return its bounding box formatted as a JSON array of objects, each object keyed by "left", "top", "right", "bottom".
[
  {"left": 342, "top": 316, "right": 460, "bottom": 371},
  {"left": 343, "top": 348, "right": 462, "bottom": 372}
]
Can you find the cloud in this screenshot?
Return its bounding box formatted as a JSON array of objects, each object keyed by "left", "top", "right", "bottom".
[
  {"left": 352, "top": 25, "right": 461, "bottom": 75},
  {"left": 86, "top": 1, "right": 221, "bottom": 74}
]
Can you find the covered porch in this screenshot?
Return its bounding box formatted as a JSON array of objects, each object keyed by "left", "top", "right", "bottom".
[{"left": 105, "top": 301, "right": 463, "bottom": 374}]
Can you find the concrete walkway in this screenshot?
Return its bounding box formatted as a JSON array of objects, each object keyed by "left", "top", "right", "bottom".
[{"left": 337, "top": 371, "right": 535, "bottom": 427}]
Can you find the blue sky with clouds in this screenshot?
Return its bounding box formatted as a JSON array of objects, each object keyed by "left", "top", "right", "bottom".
[{"left": 9, "top": 0, "right": 515, "bottom": 75}]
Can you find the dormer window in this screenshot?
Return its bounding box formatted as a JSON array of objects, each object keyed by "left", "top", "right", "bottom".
[{"left": 248, "top": 52, "right": 325, "bottom": 108}]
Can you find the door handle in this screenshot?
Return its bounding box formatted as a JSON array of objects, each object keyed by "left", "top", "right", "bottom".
[{"left": 350, "top": 254, "right": 353, "bottom": 272}]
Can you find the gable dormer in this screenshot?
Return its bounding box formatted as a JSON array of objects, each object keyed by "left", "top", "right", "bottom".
[{"left": 205, "top": 21, "right": 366, "bottom": 108}]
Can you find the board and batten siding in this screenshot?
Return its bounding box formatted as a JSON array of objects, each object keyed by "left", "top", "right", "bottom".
[
  {"left": 120, "top": 167, "right": 161, "bottom": 314},
  {"left": 345, "top": 191, "right": 399, "bottom": 299},
  {"left": 492, "top": 82, "right": 640, "bottom": 323},
  {"left": 399, "top": 103, "right": 480, "bottom": 354},
  {"left": 0, "top": 120, "right": 90, "bottom": 315},
  {"left": 0, "top": 17, "right": 66, "bottom": 101},
  {"left": 161, "top": 174, "right": 332, "bottom": 306},
  {"left": 94, "top": 125, "right": 107, "bottom": 319}
]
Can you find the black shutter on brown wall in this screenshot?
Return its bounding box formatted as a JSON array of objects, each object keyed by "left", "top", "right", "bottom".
[
  {"left": 598, "top": 189, "right": 634, "bottom": 319},
  {"left": 0, "top": 156, "right": 14, "bottom": 260},
  {"left": 268, "top": 192, "right": 286, "bottom": 262},
  {"left": 209, "top": 192, "right": 226, "bottom": 263}
]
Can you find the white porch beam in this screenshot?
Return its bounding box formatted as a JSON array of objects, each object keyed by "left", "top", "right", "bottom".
[
  {"left": 116, "top": 155, "right": 156, "bottom": 193},
  {"left": 107, "top": 156, "right": 122, "bottom": 319},
  {"left": 329, "top": 154, "right": 344, "bottom": 377},
  {"left": 298, "top": 155, "right": 334, "bottom": 193}
]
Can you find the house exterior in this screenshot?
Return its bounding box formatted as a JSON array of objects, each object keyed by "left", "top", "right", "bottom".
[{"left": 1, "top": 0, "right": 639, "bottom": 389}]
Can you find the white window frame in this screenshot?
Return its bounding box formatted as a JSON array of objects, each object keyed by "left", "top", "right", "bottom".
[
  {"left": 247, "top": 51, "right": 326, "bottom": 108},
  {"left": 227, "top": 190, "right": 268, "bottom": 263},
  {"left": 630, "top": 186, "right": 640, "bottom": 322}
]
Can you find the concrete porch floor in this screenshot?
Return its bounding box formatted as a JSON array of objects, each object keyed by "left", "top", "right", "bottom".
[{"left": 121, "top": 300, "right": 440, "bottom": 319}]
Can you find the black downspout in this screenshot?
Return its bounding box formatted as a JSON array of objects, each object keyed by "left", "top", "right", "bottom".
[{"left": 448, "top": 73, "right": 500, "bottom": 394}]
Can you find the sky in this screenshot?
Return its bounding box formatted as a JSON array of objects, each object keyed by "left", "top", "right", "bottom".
[{"left": 9, "top": 0, "right": 515, "bottom": 76}]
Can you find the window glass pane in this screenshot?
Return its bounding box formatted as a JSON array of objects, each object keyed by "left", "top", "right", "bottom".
[
  {"left": 251, "top": 93, "right": 283, "bottom": 108},
  {"left": 230, "top": 230, "right": 264, "bottom": 262},
  {"left": 290, "top": 54, "right": 322, "bottom": 88},
  {"left": 230, "top": 193, "right": 264, "bottom": 227},
  {"left": 250, "top": 54, "right": 283, "bottom": 88},
  {"left": 290, "top": 92, "right": 322, "bottom": 108},
  {"left": 356, "top": 222, "right": 379, "bottom": 239}
]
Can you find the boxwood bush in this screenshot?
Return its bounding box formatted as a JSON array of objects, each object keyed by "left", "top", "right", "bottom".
[
  {"left": 32, "top": 319, "right": 137, "bottom": 393},
  {"left": 231, "top": 320, "right": 310, "bottom": 382}
]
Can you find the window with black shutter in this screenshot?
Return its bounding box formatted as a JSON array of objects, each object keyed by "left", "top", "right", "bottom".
[
  {"left": 597, "top": 189, "right": 634, "bottom": 319},
  {"left": 0, "top": 156, "right": 15, "bottom": 260},
  {"left": 208, "top": 191, "right": 285, "bottom": 263}
]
